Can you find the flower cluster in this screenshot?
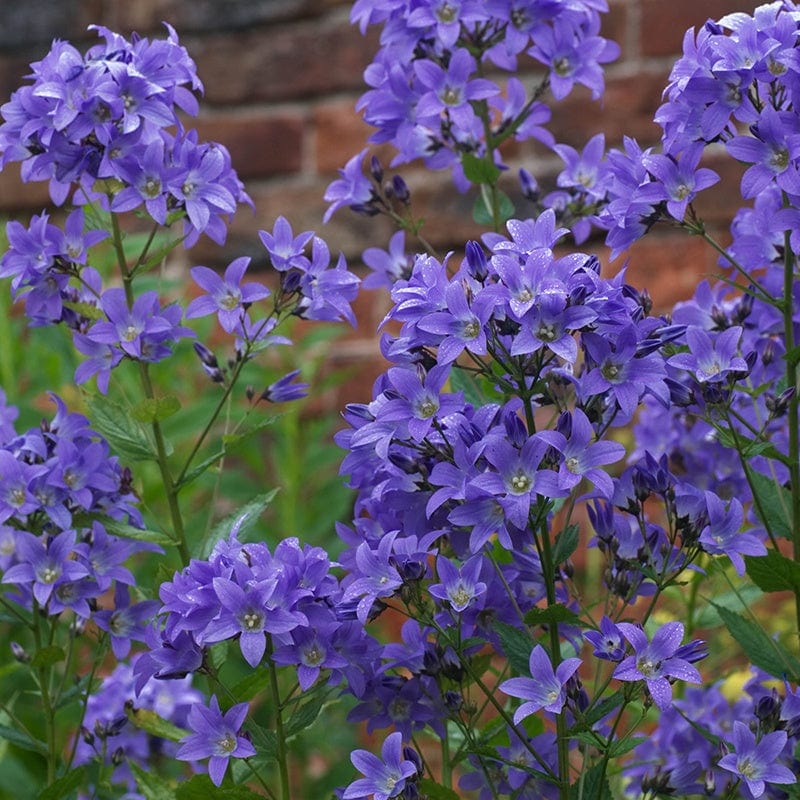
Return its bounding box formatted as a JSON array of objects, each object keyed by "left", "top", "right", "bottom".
[
  {"left": 0, "top": 392, "right": 156, "bottom": 629},
  {"left": 339, "top": 0, "right": 618, "bottom": 191}
]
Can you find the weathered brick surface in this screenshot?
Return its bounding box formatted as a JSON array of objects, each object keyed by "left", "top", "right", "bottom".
[
  {"left": 193, "top": 112, "right": 306, "bottom": 180},
  {"left": 640, "top": 0, "right": 762, "bottom": 57}
]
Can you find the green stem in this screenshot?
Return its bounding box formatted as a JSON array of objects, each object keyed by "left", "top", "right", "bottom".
[
  {"left": 109, "top": 214, "right": 190, "bottom": 564},
  {"left": 266, "top": 636, "right": 290, "bottom": 800},
  {"left": 32, "top": 612, "right": 57, "bottom": 785}
]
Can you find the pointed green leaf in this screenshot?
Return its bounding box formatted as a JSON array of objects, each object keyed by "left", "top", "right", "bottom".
[
  {"left": 461, "top": 153, "right": 502, "bottom": 185},
  {"left": 30, "top": 645, "right": 65, "bottom": 669},
  {"left": 0, "top": 723, "right": 47, "bottom": 755},
  {"left": 125, "top": 706, "right": 188, "bottom": 743},
  {"left": 36, "top": 766, "right": 87, "bottom": 800},
  {"left": 130, "top": 761, "right": 178, "bottom": 800},
  {"left": 176, "top": 775, "right": 265, "bottom": 800},
  {"left": 714, "top": 604, "right": 800, "bottom": 680},
  {"left": 86, "top": 397, "right": 159, "bottom": 462},
  {"left": 569, "top": 762, "right": 612, "bottom": 800},
  {"left": 523, "top": 604, "right": 583, "bottom": 628},
  {"left": 417, "top": 780, "right": 461, "bottom": 800},
  {"left": 201, "top": 489, "right": 280, "bottom": 558},
  {"left": 131, "top": 395, "right": 181, "bottom": 423},
  {"left": 748, "top": 470, "right": 793, "bottom": 539},
  {"left": 472, "top": 188, "right": 515, "bottom": 227},
  {"left": 101, "top": 518, "right": 176, "bottom": 547},
  {"left": 745, "top": 550, "right": 800, "bottom": 594},
  {"left": 494, "top": 622, "right": 534, "bottom": 676},
  {"left": 284, "top": 696, "right": 327, "bottom": 739},
  {"left": 552, "top": 524, "right": 580, "bottom": 566},
  {"left": 230, "top": 666, "right": 272, "bottom": 704},
  {"left": 449, "top": 366, "right": 487, "bottom": 407}
]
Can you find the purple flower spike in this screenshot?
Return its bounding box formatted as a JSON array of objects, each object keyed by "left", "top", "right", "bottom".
[
  {"left": 342, "top": 731, "right": 419, "bottom": 800},
  {"left": 176, "top": 695, "right": 255, "bottom": 787},
  {"left": 500, "top": 644, "right": 582, "bottom": 721},
  {"left": 613, "top": 621, "right": 702, "bottom": 710},
  {"left": 718, "top": 721, "right": 796, "bottom": 798}
]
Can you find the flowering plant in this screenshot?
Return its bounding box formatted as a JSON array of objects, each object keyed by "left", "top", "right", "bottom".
[{"left": 1, "top": 2, "right": 800, "bottom": 800}]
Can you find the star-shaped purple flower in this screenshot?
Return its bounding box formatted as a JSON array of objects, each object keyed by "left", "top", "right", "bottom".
[
  {"left": 176, "top": 695, "right": 255, "bottom": 787},
  {"left": 613, "top": 621, "right": 702, "bottom": 710},
  {"left": 500, "top": 644, "right": 582, "bottom": 721}
]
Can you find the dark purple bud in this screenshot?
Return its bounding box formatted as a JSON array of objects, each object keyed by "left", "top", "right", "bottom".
[
  {"left": 246, "top": 385, "right": 255, "bottom": 401},
  {"left": 674, "top": 639, "right": 708, "bottom": 664},
  {"left": 704, "top": 19, "right": 724, "bottom": 34},
  {"left": 81, "top": 726, "right": 95, "bottom": 746},
  {"left": 403, "top": 746, "right": 423, "bottom": 775},
  {"left": 755, "top": 692, "right": 780, "bottom": 726},
  {"left": 762, "top": 339, "right": 775, "bottom": 366},
  {"left": 464, "top": 240, "right": 489, "bottom": 282},
  {"left": 343, "top": 403, "right": 375, "bottom": 423},
  {"left": 391, "top": 174, "right": 410, "bottom": 204},
  {"left": 710, "top": 304, "right": 729, "bottom": 329},
  {"left": 732, "top": 290, "right": 754, "bottom": 323},
  {"left": 444, "top": 690, "right": 464, "bottom": 713},
  {"left": 370, "top": 155, "right": 384, "bottom": 184},
  {"left": 388, "top": 451, "right": 422, "bottom": 475},
  {"left": 503, "top": 408, "right": 528, "bottom": 448},
  {"left": 10, "top": 641, "right": 29, "bottom": 663},
  {"left": 665, "top": 377, "right": 695, "bottom": 407},
  {"left": 281, "top": 269, "right": 303, "bottom": 295},
  {"left": 766, "top": 386, "right": 796, "bottom": 418},
  {"left": 193, "top": 341, "right": 218, "bottom": 369},
  {"left": 555, "top": 410, "right": 572, "bottom": 438},
  {"left": 111, "top": 747, "right": 125, "bottom": 766},
  {"left": 519, "top": 168, "right": 540, "bottom": 202},
  {"left": 440, "top": 647, "right": 464, "bottom": 682},
  {"left": 350, "top": 202, "right": 382, "bottom": 217}
]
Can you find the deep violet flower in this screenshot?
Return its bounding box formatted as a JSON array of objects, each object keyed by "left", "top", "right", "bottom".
[
  {"left": 718, "top": 721, "right": 796, "bottom": 798},
  {"left": 176, "top": 695, "right": 255, "bottom": 787},
  {"left": 613, "top": 622, "right": 702, "bottom": 710},
  {"left": 500, "top": 644, "right": 582, "bottom": 720},
  {"left": 342, "top": 731, "right": 419, "bottom": 800}
]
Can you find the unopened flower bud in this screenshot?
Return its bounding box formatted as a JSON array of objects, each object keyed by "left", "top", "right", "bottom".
[
  {"left": 10, "top": 641, "right": 29, "bottom": 663},
  {"left": 81, "top": 726, "right": 95, "bottom": 746},
  {"left": 193, "top": 341, "right": 218, "bottom": 369},
  {"left": 464, "top": 240, "right": 488, "bottom": 282},
  {"left": 519, "top": 168, "right": 540, "bottom": 202},
  {"left": 370, "top": 155, "right": 384, "bottom": 184},
  {"left": 111, "top": 746, "right": 125, "bottom": 766},
  {"left": 766, "top": 387, "right": 795, "bottom": 419},
  {"left": 390, "top": 175, "right": 410, "bottom": 204}
]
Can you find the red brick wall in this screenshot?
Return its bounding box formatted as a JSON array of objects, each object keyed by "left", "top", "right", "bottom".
[{"left": 0, "top": 0, "right": 761, "bottom": 403}]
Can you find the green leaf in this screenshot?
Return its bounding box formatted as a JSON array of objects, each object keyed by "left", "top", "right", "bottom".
[
  {"left": 418, "top": 779, "right": 462, "bottom": 800},
  {"left": 177, "top": 449, "right": 226, "bottom": 489},
  {"left": 229, "top": 667, "right": 272, "bottom": 704},
  {"left": 130, "top": 761, "right": 178, "bottom": 800},
  {"left": 461, "top": 153, "right": 502, "bottom": 185},
  {"left": 608, "top": 734, "right": 648, "bottom": 758},
  {"left": 62, "top": 300, "right": 104, "bottom": 321},
  {"left": 494, "top": 622, "right": 534, "bottom": 676},
  {"left": 130, "top": 395, "right": 181, "bottom": 423},
  {"left": 125, "top": 706, "right": 188, "bottom": 743},
  {"left": 745, "top": 550, "right": 800, "bottom": 594},
  {"left": 568, "top": 690, "right": 625, "bottom": 734},
  {"left": 523, "top": 604, "right": 583, "bottom": 628},
  {"left": 714, "top": 604, "right": 800, "bottom": 680},
  {"left": 552, "top": 524, "right": 580, "bottom": 566},
  {"left": 472, "top": 188, "right": 515, "bottom": 227},
  {"left": 176, "top": 776, "right": 265, "bottom": 800},
  {"left": 748, "top": 470, "right": 793, "bottom": 539},
  {"left": 569, "top": 762, "right": 612, "bottom": 800},
  {"left": 133, "top": 235, "right": 187, "bottom": 277},
  {"left": 30, "top": 645, "right": 65, "bottom": 669},
  {"left": 201, "top": 489, "right": 280, "bottom": 558},
  {"left": 284, "top": 696, "right": 326, "bottom": 739},
  {"left": 86, "top": 397, "right": 159, "bottom": 462},
  {"left": 0, "top": 723, "right": 47, "bottom": 755},
  {"left": 101, "top": 518, "right": 177, "bottom": 547},
  {"left": 449, "top": 366, "right": 487, "bottom": 407},
  {"left": 784, "top": 343, "right": 800, "bottom": 367},
  {"left": 36, "top": 766, "right": 87, "bottom": 800}
]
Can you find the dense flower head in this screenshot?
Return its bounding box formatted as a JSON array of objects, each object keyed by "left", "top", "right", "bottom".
[
  {"left": 0, "top": 394, "right": 148, "bottom": 617},
  {"left": 324, "top": 0, "right": 619, "bottom": 207},
  {"left": 0, "top": 25, "right": 250, "bottom": 239}
]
